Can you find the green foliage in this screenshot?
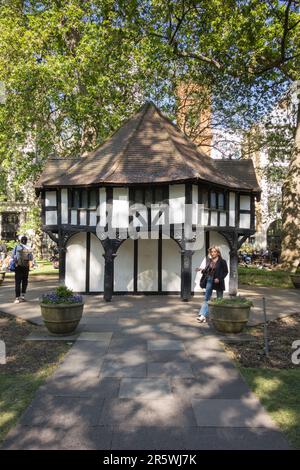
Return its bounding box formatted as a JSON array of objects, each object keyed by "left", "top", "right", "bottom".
[
  {"left": 238, "top": 266, "right": 293, "bottom": 288},
  {"left": 239, "top": 242, "right": 255, "bottom": 255},
  {"left": 0, "top": 0, "right": 299, "bottom": 268},
  {"left": 41, "top": 285, "right": 83, "bottom": 304},
  {"left": 5, "top": 240, "right": 16, "bottom": 252},
  {"left": 55, "top": 285, "right": 74, "bottom": 298},
  {"left": 209, "top": 296, "right": 253, "bottom": 307},
  {"left": 17, "top": 206, "right": 41, "bottom": 237},
  {"left": 241, "top": 368, "right": 300, "bottom": 449}
]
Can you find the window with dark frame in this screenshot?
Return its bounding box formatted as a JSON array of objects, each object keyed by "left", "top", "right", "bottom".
[
  {"left": 208, "top": 190, "right": 226, "bottom": 210},
  {"left": 71, "top": 189, "right": 97, "bottom": 209}
]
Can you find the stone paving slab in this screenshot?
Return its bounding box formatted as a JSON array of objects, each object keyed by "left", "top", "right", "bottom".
[
  {"left": 191, "top": 398, "right": 277, "bottom": 428},
  {"left": 25, "top": 329, "right": 81, "bottom": 341},
  {"left": 61, "top": 425, "right": 114, "bottom": 450},
  {"left": 111, "top": 426, "right": 186, "bottom": 450},
  {"left": 100, "top": 360, "right": 147, "bottom": 378},
  {"left": 147, "top": 350, "right": 190, "bottom": 362},
  {"left": 1, "top": 281, "right": 292, "bottom": 450},
  {"left": 2, "top": 425, "right": 66, "bottom": 450},
  {"left": 119, "top": 378, "right": 171, "bottom": 398},
  {"left": 171, "top": 377, "right": 252, "bottom": 400},
  {"left": 82, "top": 323, "right": 119, "bottom": 333},
  {"left": 3, "top": 424, "right": 289, "bottom": 450},
  {"left": 1, "top": 281, "right": 300, "bottom": 327},
  {"left": 38, "top": 376, "right": 121, "bottom": 399},
  {"left": 19, "top": 395, "right": 104, "bottom": 428},
  {"left": 77, "top": 332, "right": 113, "bottom": 342},
  {"left": 107, "top": 338, "right": 148, "bottom": 353},
  {"left": 111, "top": 425, "right": 290, "bottom": 450},
  {"left": 147, "top": 362, "right": 194, "bottom": 378},
  {"left": 98, "top": 398, "right": 197, "bottom": 427},
  {"left": 104, "top": 349, "right": 148, "bottom": 363},
  {"left": 147, "top": 339, "right": 185, "bottom": 351}
]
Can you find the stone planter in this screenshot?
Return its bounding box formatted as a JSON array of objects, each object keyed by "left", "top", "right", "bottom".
[
  {"left": 40, "top": 302, "right": 84, "bottom": 335},
  {"left": 290, "top": 274, "right": 300, "bottom": 289},
  {"left": 0, "top": 271, "right": 6, "bottom": 286},
  {"left": 208, "top": 301, "right": 251, "bottom": 334}
]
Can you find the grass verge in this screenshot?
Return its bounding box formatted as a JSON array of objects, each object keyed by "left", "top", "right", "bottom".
[
  {"left": 240, "top": 368, "right": 300, "bottom": 449},
  {"left": 225, "top": 313, "right": 300, "bottom": 449},
  {"left": 0, "top": 311, "right": 71, "bottom": 446},
  {"left": 238, "top": 266, "right": 293, "bottom": 288}
]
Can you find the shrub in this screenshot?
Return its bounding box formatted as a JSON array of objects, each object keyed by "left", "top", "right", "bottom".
[{"left": 209, "top": 296, "right": 253, "bottom": 307}]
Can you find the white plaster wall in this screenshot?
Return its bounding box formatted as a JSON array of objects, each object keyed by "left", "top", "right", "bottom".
[
  {"left": 192, "top": 185, "right": 198, "bottom": 225},
  {"left": 137, "top": 239, "right": 158, "bottom": 291},
  {"left": 112, "top": 187, "right": 129, "bottom": 228},
  {"left": 210, "top": 231, "right": 230, "bottom": 292},
  {"left": 45, "top": 210, "right": 57, "bottom": 225},
  {"left": 220, "top": 212, "right": 227, "bottom": 226},
  {"left": 192, "top": 242, "right": 206, "bottom": 293},
  {"left": 229, "top": 192, "right": 235, "bottom": 226},
  {"left": 114, "top": 239, "right": 134, "bottom": 292},
  {"left": 80, "top": 210, "right": 87, "bottom": 226},
  {"left": 71, "top": 210, "right": 77, "bottom": 225},
  {"left": 203, "top": 210, "right": 209, "bottom": 226},
  {"left": 169, "top": 184, "right": 185, "bottom": 224},
  {"left": 99, "top": 188, "right": 106, "bottom": 227},
  {"left": 240, "top": 195, "right": 251, "bottom": 210},
  {"left": 89, "top": 233, "right": 104, "bottom": 292},
  {"left": 210, "top": 211, "right": 218, "bottom": 226},
  {"left": 65, "top": 232, "right": 86, "bottom": 292},
  {"left": 61, "top": 189, "right": 68, "bottom": 224},
  {"left": 239, "top": 213, "right": 251, "bottom": 229},
  {"left": 161, "top": 239, "right": 181, "bottom": 291},
  {"left": 89, "top": 211, "right": 97, "bottom": 226},
  {"left": 45, "top": 191, "right": 56, "bottom": 207}
]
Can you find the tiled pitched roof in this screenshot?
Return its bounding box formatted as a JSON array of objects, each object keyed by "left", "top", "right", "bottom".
[{"left": 36, "top": 102, "right": 260, "bottom": 193}]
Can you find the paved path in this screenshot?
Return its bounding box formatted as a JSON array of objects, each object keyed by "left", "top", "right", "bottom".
[
  {"left": 1, "top": 277, "right": 300, "bottom": 327},
  {"left": 1, "top": 279, "right": 292, "bottom": 450}
]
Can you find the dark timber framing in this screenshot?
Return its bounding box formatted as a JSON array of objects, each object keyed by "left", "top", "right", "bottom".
[
  {"left": 39, "top": 180, "right": 259, "bottom": 301},
  {"left": 85, "top": 231, "right": 91, "bottom": 293}
]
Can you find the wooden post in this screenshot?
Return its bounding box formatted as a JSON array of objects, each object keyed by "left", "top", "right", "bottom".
[
  {"left": 103, "top": 245, "right": 114, "bottom": 302},
  {"left": 181, "top": 249, "right": 193, "bottom": 301},
  {"left": 229, "top": 246, "right": 239, "bottom": 296},
  {"left": 58, "top": 229, "right": 66, "bottom": 285},
  {"left": 102, "top": 239, "right": 122, "bottom": 302}
]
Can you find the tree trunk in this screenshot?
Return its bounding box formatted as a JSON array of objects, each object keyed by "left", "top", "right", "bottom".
[{"left": 279, "top": 97, "right": 300, "bottom": 272}]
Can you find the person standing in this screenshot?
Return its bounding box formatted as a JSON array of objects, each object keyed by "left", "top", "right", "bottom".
[
  {"left": 195, "top": 246, "right": 228, "bottom": 323},
  {"left": 13, "top": 236, "right": 33, "bottom": 304},
  {"left": 0, "top": 240, "right": 7, "bottom": 263}
]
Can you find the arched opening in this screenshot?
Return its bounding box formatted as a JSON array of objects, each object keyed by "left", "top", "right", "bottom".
[
  {"left": 113, "top": 237, "right": 182, "bottom": 294},
  {"left": 89, "top": 233, "right": 105, "bottom": 292}
]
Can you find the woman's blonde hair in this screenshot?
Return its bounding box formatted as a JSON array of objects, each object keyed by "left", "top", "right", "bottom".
[{"left": 208, "top": 245, "right": 222, "bottom": 258}]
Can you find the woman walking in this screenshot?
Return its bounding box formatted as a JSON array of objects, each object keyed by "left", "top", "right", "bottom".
[{"left": 196, "top": 246, "right": 228, "bottom": 323}]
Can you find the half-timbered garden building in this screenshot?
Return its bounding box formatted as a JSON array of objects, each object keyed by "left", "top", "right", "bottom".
[{"left": 36, "top": 102, "right": 260, "bottom": 301}]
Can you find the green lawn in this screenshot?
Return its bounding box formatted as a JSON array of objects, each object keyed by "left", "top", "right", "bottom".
[
  {"left": 238, "top": 266, "right": 293, "bottom": 288},
  {"left": 5, "top": 260, "right": 58, "bottom": 278},
  {"left": 0, "top": 366, "right": 62, "bottom": 444},
  {"left": 240, "top": 368, "right": 300, "bottom": 449},
  {"left": 0, "top": 311, "right": 71, "bottom": 447}
]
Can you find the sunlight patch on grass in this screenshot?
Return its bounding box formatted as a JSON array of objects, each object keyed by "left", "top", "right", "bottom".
[{"left": 240, "top": 367, "right": 300, "bottom": 449}]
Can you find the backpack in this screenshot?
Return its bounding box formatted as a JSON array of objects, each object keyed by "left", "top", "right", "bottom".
[
  {"left": 9, "top": 258, "right": 16, "bottom": 272},
  {"left": 14, "top": 245, "right": 32, "bottom": 268},
  {"left": 19, "top": 246, "right": 32, "bottom": 268}
]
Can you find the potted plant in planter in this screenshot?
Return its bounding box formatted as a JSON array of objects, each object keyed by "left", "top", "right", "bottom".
[
  {"left": 290, "top": 269, "right": 300, "bottom": 289},
  {"left": 208, "top": 296, "right": 253, "bottom": 334},
  {"left": 40, "top": 285, "right": 84, "bottom": 335}
]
